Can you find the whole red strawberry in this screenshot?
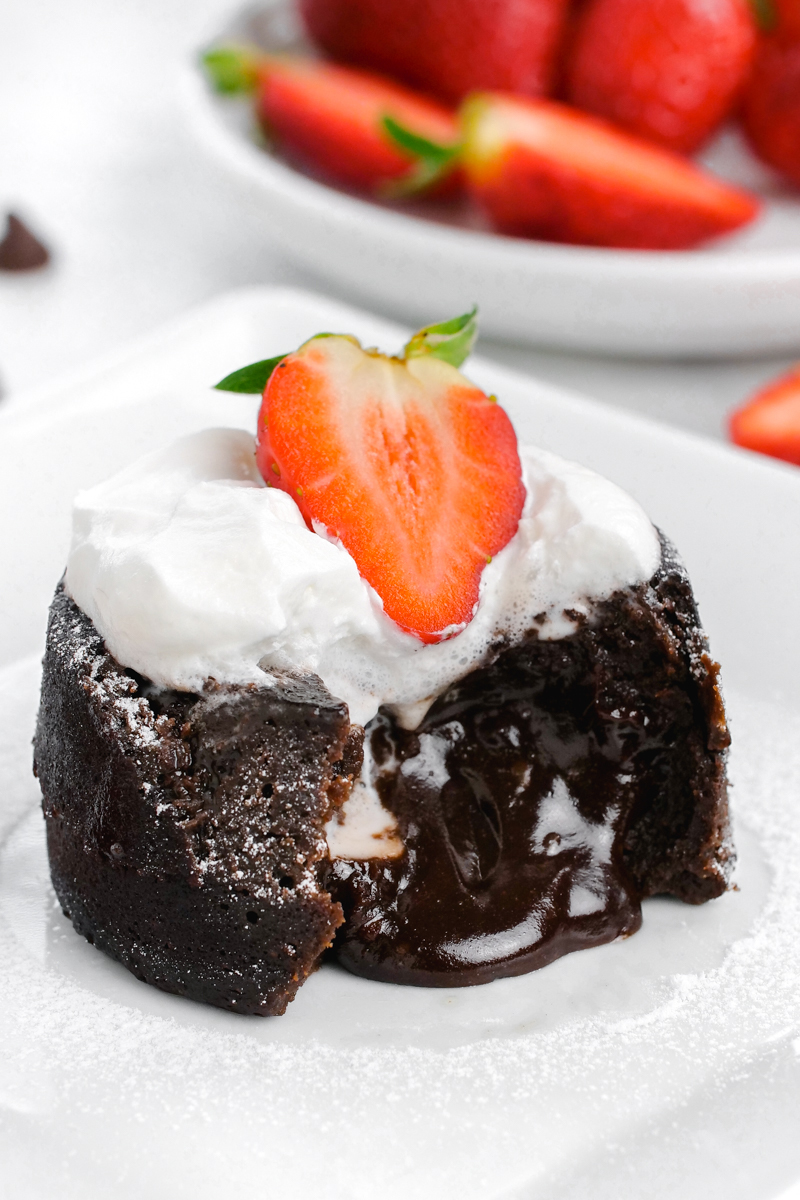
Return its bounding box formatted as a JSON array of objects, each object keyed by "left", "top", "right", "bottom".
[
  {"left": 566, "top": 0, "right": 757, "bottom": 154},
  {"left": 298, "top": 0, "right": 569, "bottom": 104},
  {"left": 741, "top": 9, "right": 800, "bottom": 187}
]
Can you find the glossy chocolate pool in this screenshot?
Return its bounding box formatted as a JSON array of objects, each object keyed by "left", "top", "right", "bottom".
[{"left": 330, "top": 536, "right": 731, "bottom": 986}]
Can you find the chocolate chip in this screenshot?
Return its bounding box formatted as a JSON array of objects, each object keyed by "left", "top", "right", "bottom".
[{"left": 0, "top": 213, "right": 50, "bottom": 271}]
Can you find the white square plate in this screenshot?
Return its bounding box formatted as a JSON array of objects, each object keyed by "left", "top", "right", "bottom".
[{"left": 1, "top": 287, "right": 800, "bottom": 1200}]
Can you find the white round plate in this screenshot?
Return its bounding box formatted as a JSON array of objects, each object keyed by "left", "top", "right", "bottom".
[{"left": 182, "top": 1, "right": 800, "bottom": 358}]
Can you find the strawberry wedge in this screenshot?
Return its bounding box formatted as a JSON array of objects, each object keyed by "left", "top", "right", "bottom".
[
  {"left": 730, "top": 367, "right": 800, "bottom": 467},
  {"left": 460, "top": 93, "right": 760, "bottom": 249},
  {"left": 203, "top": 47, "right": 460, "bottom": 195},
  {"left": 215, "top": 310, "right": 526, "bottom": 643}
]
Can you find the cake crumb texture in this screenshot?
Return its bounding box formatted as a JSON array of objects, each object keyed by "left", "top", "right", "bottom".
[{"left": 34, "top": 585, "right": 352, "bottom": 1016}]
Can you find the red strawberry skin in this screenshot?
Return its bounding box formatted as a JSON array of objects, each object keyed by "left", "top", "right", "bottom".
[
  {"left": 741, "top": 31, "right": 800, "bottom": 188},
  {"left": 770, "top": 0, "right": 800, "bottom": 39},
  {"left": 299, "top": 0, "right": 569, "bottom": 104},
  {"left": 730, "top": 366, "right": 800, "bottom": 466},
  {"left": 255, "top": 57, "right": 459, "bottom": 193},
  {"left": 256, "top": 336, "right": 525, "bottom": 643},
  {"left": 565, "top": 0, "right": 757, "bottom": 154},
  {"left": 461, "top": 93, "right": 759, "bottom": 249}
]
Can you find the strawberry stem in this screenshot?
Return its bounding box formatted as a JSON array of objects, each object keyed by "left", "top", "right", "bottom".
[
  {"left": 214, "top": 317, "right": 478, "bottom": 392},
  {"left": 202, "top": 45, "right": 262, "bottom": 95},
  {"left": 214, "top": 353, "right": 287, "bottom": 393},
  {"left": 381, "top": 116, "right": 461, "bottom": 197},
  {"left": 404, "top": 307, "right": 478, "bottom": 368}
]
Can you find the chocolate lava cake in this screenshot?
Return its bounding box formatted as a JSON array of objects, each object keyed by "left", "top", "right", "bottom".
[{"left": 34, "top": 533, "right": 731, "bottom": 1016}]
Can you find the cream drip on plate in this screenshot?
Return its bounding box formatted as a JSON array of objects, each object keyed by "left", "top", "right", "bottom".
[
  {"left": 324, "top": 718, "right": 404, "bottom": 860},
  {"left": 65, "top": 427, "right": 660, "bottom": 729}
]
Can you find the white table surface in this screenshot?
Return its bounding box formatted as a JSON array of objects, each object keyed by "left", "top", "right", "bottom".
[{"left": 1, "top": 0, "right": 798, "bottom": 437}]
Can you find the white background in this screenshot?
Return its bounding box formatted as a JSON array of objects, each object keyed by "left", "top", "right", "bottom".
[{"left": 2, "top": 0, "right": 799, "bottom": 439}]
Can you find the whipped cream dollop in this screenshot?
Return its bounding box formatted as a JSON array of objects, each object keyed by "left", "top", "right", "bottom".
[{"left": 65, "top": 427, "right": 661, "bottom": 728}]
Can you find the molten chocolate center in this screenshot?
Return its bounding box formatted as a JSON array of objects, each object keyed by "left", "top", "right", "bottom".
[{"left": 330, "top": 557, "right": 728, "bottom": 986}]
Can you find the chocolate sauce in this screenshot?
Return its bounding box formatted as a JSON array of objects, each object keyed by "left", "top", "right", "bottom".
[
  {"left": 330, "top": 538, "right": 730, "bottom": 987},
  {"left": 0, "top": 213, "right": 50, "bottom": 271}
]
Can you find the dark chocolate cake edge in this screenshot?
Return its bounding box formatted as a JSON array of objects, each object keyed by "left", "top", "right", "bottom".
[
  {"left": 34, "top": 528, "right": 732, "bottom": 1007},
  {"left": 34, "top": 584, "right": 356, "bottom": 1016}
]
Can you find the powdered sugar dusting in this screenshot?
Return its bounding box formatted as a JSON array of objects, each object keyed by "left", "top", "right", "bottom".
[{"left": 3, "top": 656, "right": 800, "bottom": 1198}]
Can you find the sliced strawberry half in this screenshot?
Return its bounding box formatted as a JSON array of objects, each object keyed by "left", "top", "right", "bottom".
[
  {"left": 217, "top": 311, "right": 525, "bottom": 643},
  {"left": 729, "top": 367, "right": 800, "bottom": 466},
  {"left": 203, "top": 47, "right": 460, "bottom": 195},
  {"left": 459, "top": 93, "right": 760, "bottom": 249}
]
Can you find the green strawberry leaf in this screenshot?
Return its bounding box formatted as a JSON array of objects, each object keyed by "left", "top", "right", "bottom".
[
  {"left": 214, "top": 319, "right": 477, "bottom": 390},
  {"left": 382, "top": 117, "right": 457, "bottom": 165},
  {"left": 749, "top": 0, "right": 776, "bottom": 31},
  {"left": 202, "top": 45, "right": 261, "bottom": 95},
  {"left": 214, "top": 353, "right": 288, "bottom": 393},
  {"left": 381, "top": 116, "right": 461, "bottom": 196},
  {"left": 404, "top": 307, "right": 478, "bottom": 368}
]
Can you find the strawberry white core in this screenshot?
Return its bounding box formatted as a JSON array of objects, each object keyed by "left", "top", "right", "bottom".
[{"left": 65, "top": 427, "right": 660, "bottom": 730}]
